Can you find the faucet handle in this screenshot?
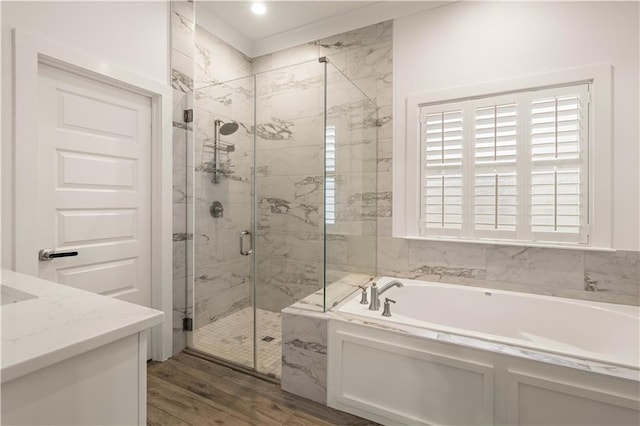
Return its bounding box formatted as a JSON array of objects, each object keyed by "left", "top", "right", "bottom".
[
  {"left": 358, "top": 285, "right": 368, "bottom": 305},
  {"left": 382, "top": 298, "right": 395, "bottom": 317}
]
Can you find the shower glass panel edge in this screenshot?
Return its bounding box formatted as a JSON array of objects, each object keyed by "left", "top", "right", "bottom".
[
  {"left": 322, "top": 58, "right": 328, "bottom": 313},
  {"left": 185, "top": 89, "right": 195, "bottom": 352},
  {"left": 251, "top": 73, "right": 258, "bottom": 374},
  {"left": 323, "top": 60, "right": 379, "bottom": 308}
]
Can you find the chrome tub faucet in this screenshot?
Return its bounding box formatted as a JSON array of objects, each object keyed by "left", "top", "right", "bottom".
[{"left": 368, "top": 280, "right": 404, "bottom": 311}]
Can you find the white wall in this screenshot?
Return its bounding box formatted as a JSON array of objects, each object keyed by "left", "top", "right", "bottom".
[
  {"left": 1, "top": 1, "right": 170, "bottom": 269},
  {"left": 394, "top": 1, "right": 640, "bottom": 251}
]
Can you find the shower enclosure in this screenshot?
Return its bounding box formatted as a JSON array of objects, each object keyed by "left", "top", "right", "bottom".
[{"left": 183, "top": 58, "right": 378, "bottom": 378}]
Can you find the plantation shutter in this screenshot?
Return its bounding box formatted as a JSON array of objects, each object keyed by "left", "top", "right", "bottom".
[
  {"left": 529, "top": 84, "right": 589, "bottom": 243},
  {"left": 417, "top": 82, "right": 590, "bottom": 245},
  {"left": 325, "top": 125, "right": 336, "bottom": 224},
  {"left": 325, "top": 125, "right": 336, "bottom": 172},
  {"left": 420, "top": 103, "right": 464, "bottom": 237},
  {"left": 473, "top": 98, "right": 518, "bottom": 239}
]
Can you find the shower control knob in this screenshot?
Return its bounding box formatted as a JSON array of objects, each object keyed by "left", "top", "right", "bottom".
[{"left": 209, "top": 201, "right": 224, "bottom": 218}]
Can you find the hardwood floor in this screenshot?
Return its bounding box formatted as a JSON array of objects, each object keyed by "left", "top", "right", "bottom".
[{"left": 147, "top": 352, "right": 379, "bottom": 426}]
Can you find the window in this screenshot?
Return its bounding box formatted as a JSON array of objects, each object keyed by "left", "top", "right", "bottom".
[
  {"left": 325, "top": 125, "right": 336, "bottom": 225},
  {"left": 418, "top": 84, "right": 589, "bottom": 245},
  {"left": 397, "top": 66, "right": 614, "bottom": 248}
]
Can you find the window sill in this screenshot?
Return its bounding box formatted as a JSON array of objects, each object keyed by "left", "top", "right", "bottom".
[{"left": 398, "top": 235, "right": 616, "bottom": 252}]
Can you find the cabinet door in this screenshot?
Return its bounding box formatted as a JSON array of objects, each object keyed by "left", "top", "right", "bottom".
[
  {"left": 506, "top": 370, "right": 640, "bottom": 425},
  {"left": 1, "top": 333, "right": 147, "bottom": 425},
  {"left": 328, "top": 322, "right": 495, "bottom": 425}
]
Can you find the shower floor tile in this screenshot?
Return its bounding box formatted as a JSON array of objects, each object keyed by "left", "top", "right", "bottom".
[{"left": 192, "top": 307, "right": 282, "bottom": 378}]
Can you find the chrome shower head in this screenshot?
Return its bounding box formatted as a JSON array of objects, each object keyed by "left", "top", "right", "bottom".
[{"left": 216, "top": 120, "right": 239, "bottom": 136}]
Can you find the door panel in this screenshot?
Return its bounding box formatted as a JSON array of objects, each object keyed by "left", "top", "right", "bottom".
[
  {"left": 57, "top": 151, "right": 138, "bottom": 189},
  {"left": 59, "top": 90, "right": 139, "bottom": 138},
  {"left": 56, "top": 258, "right": 138, "bottom": 297},
  {"left": 37, "top": 63, "right": 152, "bottom": 309},
  {"left": 56, "top": 209, "right": 138, "bottom": 246}
]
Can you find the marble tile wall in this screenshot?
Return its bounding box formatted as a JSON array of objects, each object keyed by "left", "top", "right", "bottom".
[
  {"left": 170, "top": 0, "right": 195, "bottom": 355},
  {"left": 192, "top": 25, "right": 254, "bottom": 330},
  {"left": 377, "top": 240, "right": 639, "bottom": 305}
]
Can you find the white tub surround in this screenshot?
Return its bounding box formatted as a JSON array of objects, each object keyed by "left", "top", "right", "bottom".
[
  {"left": 328, "top": 277, "right": 640, "bottom": 426},
  {"left": 1, "top": 269, "right": 164, "bottom": 425}
]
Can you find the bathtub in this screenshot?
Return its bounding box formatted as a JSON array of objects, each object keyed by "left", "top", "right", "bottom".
[
  {"left": 327, "top": 277, "right": 640, "bottom": 426},
  {"left": 338, "top": 277, "right": 640, "bottom": 369}
]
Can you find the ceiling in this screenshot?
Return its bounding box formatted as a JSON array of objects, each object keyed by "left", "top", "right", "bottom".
[
  {"left": 198, "top": 1, "right": 377, "bottom": 41},
  {"left": 196, "top": 1, "right": 450, "bottom": 57}
]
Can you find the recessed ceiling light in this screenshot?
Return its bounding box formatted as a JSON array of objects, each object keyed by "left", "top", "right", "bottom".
[{"left": 251, "top": 2, "right": 267, "bottom": 15}]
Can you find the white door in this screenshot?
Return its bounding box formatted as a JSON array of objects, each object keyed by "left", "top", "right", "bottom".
[{"left": 35, "top": 63, "right": 152, "bottom": 311}]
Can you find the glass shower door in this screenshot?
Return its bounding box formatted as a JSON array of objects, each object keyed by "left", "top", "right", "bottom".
[
  {"left": 186, "top": 58, "right": 375, "bottom": 379},
  {"left": 189, "top": 75, "right": 256, "bottom": 371}
]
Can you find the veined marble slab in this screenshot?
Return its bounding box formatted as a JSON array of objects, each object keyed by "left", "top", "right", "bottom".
[{"left": 282, "top": 310, "right": 328, "bottom": 403}]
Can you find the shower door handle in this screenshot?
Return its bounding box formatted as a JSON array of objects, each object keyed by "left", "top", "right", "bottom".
[{"left": 239, "top": 231, "right": 253, "bottom": 256}]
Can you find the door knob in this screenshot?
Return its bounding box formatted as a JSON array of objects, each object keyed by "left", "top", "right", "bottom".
[{"left": 39, "top": 249, "right": 79, "bottom": 261}]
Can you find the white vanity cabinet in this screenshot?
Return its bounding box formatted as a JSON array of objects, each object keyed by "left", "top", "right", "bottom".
[{"left": 1, "top": 270, "right": 163, "bottom": 426}]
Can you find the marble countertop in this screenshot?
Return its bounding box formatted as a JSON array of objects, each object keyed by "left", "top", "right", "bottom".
[{"left": 1, "top": 269, "right": 164, "bottom": 383}]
